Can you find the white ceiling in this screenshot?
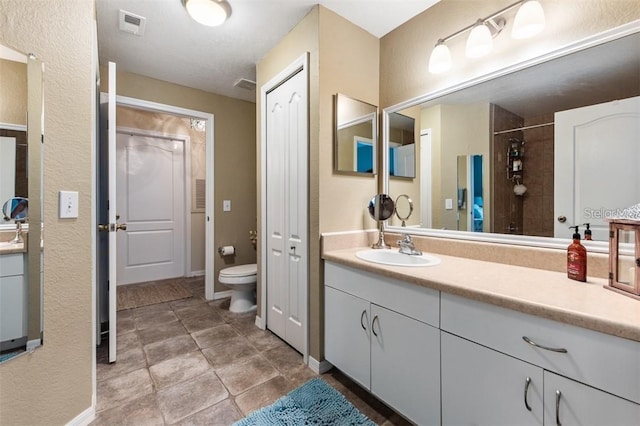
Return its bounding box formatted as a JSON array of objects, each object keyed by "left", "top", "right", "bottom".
[{"left": 96, "top": 0, "right": 440, "bottom": 103}]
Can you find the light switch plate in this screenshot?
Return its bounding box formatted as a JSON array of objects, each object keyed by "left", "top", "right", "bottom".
[
  {"left": 223, "top": 199, "right": 231, "bottom": 212},
  {"left": 59, "top": 191, "right": 79, "bottom": 218},
  {"left": 445, "top": 198, "right": 453, "bottom": 210}
]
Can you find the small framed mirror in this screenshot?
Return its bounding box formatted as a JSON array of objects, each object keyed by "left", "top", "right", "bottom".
[{"left": 334, "top": 93, "right": 378, "bottom": 176}]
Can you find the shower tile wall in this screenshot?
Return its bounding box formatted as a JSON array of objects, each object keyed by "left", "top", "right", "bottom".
[
  {"left": 492, "top": 106, "right": 555, "bottom": 237},
  {"left": 492, "top": 104, "right": 524, "bottom": 235},
  {"left": 522, "top": 114, "right": 554, "bottom": 237}
]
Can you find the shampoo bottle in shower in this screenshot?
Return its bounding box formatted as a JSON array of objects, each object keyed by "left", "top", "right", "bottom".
[{"left": 567, "top": 225, "right": 587, "bottom": 282}]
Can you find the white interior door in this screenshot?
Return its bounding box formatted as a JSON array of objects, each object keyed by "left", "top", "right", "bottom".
[
  {"left": 394, "top": 144, "right": 415, "bottom": 177},
  {"left": 265, "top": 68, "right": 307, "bottom": 354},
  {"left": 116, "top": 131, "right": 185, "bottom": 285},
  {"left": 554, "top": 96, "right": 640, "bottom": 240}
]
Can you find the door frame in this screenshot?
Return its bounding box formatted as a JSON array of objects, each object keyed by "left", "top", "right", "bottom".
[
  {"left": 114, "top": 96, "right": 215, "bottom": 299},
  {"left": 258, "top": 53, "right": 309, "bottom": 363},
  {"left": 97, "top": 94, "right": 216, "bottom": 300},
  {"left": 419, "top": 129, "right": 432, "bottom": 228},
  {"left": 115, "top": 126, "right": 190, "bottom": 284}
]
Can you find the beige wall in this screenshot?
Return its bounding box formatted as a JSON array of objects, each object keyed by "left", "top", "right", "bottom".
[
  {"left": 102, "top": 69, "right": 257, "bottom": 292},
  {"left": 0, "top": 0, "right": 95, "bottom": 424},
  {"left": 440, "top": 103, "right": 491, "bottom": 231},
  {"left": 257, "top": 6, "right": 379, "bottom": 360},
  {"left": 380, "top": 0, "right": 640, "bottom": 108},
  {"left": 0, "top": 58, "right": 26, "bottom": 125}
]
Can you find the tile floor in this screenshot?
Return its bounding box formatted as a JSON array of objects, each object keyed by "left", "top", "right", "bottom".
[{"left": 92, "top": 277, "right": 410, "bottom": 425}]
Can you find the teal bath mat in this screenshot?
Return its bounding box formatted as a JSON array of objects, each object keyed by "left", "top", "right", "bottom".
[{"left": 234, "top": 378, "right": 376, "bottom": 426}]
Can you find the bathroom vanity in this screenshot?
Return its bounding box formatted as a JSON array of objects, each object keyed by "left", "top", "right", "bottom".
[
  {"left": 323, "top": 247, "right": 640, "bottom": 426},
  {"left": 0, "top": 251, "right": 27, "bottom": 350}
]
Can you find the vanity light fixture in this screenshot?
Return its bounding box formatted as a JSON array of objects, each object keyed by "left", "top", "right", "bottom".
[
  {"left": 512, "top": 0, "right": 546, "bottom": 39},
  {"left": 428, "top": 0, "right": 545, "bottom": 74},
  {"left": 427, "top": 39, "right": 452, "bottom": 74},
  {"left": 466, "top": 19, "right": 495, "bottom": 58},
  {"left": 182, "top": 0, "right": 231, "bottom": 27}
]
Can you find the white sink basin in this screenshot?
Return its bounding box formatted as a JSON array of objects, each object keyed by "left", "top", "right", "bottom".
[{"left": 355, "top": 249, "right": 440, "bottom": 267}]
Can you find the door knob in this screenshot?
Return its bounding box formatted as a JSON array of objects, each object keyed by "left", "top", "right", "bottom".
[
  {"left": 557, "top": 215, "right": 567, "bottom": 223},
  {"left": 97, "top": 224, "right": 109, "bottom": 232},
  {"left": 115, "top": 223, "right": 127, "bottom": 231}
]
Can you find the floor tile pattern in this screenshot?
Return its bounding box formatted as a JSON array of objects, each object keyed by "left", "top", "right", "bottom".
[{"left": 92, "top": 277, "right": 410, "bottom": 425}]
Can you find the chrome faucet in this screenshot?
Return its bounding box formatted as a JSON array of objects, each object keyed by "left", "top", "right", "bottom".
[{"left": 397, "top": 233, "right": 422, "bottom": 255}]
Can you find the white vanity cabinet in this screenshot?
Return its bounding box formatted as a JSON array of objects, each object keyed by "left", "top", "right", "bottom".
[
  {"left": 0, "top": 253, "right": 27, "bottom": 346},
  {"left": 325, "top": 262, "right": 441, "bottom": 426},
  {"left": 441, "top": 332, "right": 544, "bottom": 426},
  {"left": 544, "top": 371, "right": 640, "bottom": 426},
  {"left": 441, "top": 292, "right": 640, "bottom": 425}
]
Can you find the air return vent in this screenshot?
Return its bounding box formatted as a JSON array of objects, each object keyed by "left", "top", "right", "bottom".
[
  {"left": 233, "top": 78, "right": 256, "bottom": 91},
  {"left": 119, "top": 10, "right": 147, "bottom": 36}
]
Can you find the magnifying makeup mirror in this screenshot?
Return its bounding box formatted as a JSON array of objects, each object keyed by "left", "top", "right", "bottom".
[
  {"left": 394, "top": 194, "right": 413, "bottom": 227},
  {"left": 368, "top": 194, "right": 395, "bottom": 249}
]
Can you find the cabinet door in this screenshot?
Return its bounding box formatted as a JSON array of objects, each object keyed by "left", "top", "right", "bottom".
[
  {"left": 324, "top": 286, "right": 371, "bottom": 389},
  {"left": 370, "top": 304, "right": 440, "bottom": 426},
  {"left": 544, "top": 371, "right": 640, "bottom": 426},
  {"left": 0, "top": 275, "right": 25, "bottom": 341},
  {"left": 441, "top": 332, "right": 543, "bottom": 426}
]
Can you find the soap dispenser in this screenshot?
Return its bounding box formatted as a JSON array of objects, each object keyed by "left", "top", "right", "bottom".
[
  {"left": 567, "top": 225, "right": 587, "bottom": 282},
  {"left": 583, "top": 223, "right": 592, "bottom": 240}
]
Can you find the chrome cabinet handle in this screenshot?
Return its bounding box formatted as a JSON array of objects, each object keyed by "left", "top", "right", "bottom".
[
  {"left": 555, "top": 390, "right": 562, "bottom": 426},
  {"left": 524, "top": 377, "right": 532, "bottom": 411},
  {"left": 360, "top": 310, "right": 367, "bottom": 331},
  {"left": 371, "top": 315, "right": 379, "bottom": 336},
  {"left": 522, "top": 336, "right": 568, "bottom": 353}
]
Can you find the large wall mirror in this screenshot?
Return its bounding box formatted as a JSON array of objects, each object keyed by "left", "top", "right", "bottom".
[
  {"left": 0, "top": 43, "right": 44, "bottom": 362},
  {"left": 334, "top": 93, "right": 378, "bottom": 176},
  {"left": 384, "top": 26, "right": 640, "bottom": 251}
]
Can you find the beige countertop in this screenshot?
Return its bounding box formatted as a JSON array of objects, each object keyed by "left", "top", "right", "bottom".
[
  {"left": 0, "top": 241, "right": 26, "bottom": 255},
  {"left": 323, "top": 247, "right": 640, "bottom": 343}
]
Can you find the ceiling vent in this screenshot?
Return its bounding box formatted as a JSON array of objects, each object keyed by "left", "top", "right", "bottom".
[
  {"left": 233, "top": 78, "right": 256, "bottom": 91},
  {"left": 118, "top": 10, "right": 147, "bottom": 36}
]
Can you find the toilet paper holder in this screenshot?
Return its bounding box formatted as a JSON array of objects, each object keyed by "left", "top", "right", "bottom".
[{"left": 218, "top": 245, "right": 235, "bottom": 256}]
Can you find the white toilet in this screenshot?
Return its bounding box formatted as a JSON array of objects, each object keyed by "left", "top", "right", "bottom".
[{"left": 218, "top": 264, "right": 257, "bottom": 313}]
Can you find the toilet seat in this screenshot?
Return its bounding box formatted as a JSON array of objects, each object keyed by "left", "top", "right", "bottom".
[{"left": 219, "top": 264, "right": 257, "bottom": 285}]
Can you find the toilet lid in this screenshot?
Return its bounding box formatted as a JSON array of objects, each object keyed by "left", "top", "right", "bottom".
[{"left": 220, "top": 263, "right": 257, "bottom": 277}]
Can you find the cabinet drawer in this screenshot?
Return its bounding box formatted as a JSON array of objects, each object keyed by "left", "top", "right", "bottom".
[
  {"left": 441, "top": 292, "right": 640, "bottom": 404},
  {"left": 0, "top": 253, "right": 24, "bottom": 277},
  {"left": 325, "top": 262, "right": 439, "bottom": 327}
]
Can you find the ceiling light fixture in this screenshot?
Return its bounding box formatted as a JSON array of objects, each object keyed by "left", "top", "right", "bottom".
[
  {"left": 428, "top": 0, "right": 545, "bottom": 74},
  {"left": 182, "top": 0, "right": 231, "bottom": 27}
]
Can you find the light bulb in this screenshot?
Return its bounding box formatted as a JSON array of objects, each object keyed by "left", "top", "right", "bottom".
[
  {"left": 428, "top": 41, "right": 452, "bottom": 74},
  {"left": 512, "top": 0, "right": 545, "bottom": 39},
  {"left": 466, "top": 20, "right": 493, "bottom": 58}
]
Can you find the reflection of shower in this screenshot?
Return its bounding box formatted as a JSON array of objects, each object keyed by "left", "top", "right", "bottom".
[{"left": 507, "top": 138, "right": 527, "bottom": 196}]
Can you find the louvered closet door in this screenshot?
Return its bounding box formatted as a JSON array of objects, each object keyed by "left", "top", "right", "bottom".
[{"left": 265, "top": 69, "right": 307, "bottom": 354}]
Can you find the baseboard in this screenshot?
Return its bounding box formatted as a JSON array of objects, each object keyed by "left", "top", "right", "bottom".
[
  {"left": 66, "top": 405, "right": 95, "bottom": 426},
  {"left": 26, "top": 338, "right": 41, "bottom": 352},
  {"left": 308, "top": 356, "right": 333, "bottom": 374},
  {"left": 188, "top": 270, "right": 205, "bottom": 277},
  {"left": 254, "top": 315, "right": 266, "bottom": 330},
  {"left": 213, "top": 290, "right": 232, "bottom": 300}
]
